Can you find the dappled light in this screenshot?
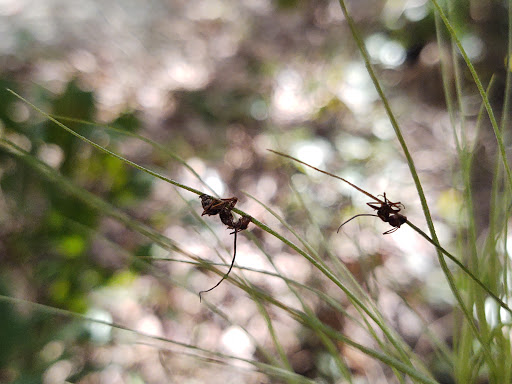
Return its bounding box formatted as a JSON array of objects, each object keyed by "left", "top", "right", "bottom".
[{"left": 1, "top": 0, "right": 511, "bottom": 383}]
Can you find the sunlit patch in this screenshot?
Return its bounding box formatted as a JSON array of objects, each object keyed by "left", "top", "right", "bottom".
[
  {"left": 85, "top": 308, "right": 113, "bottom": 343},
  {"left": 419, "top": 42, "right": 440, "bottom": 66},
  {"left": 337, "top": 62, "right": 377, "bottom": 114},
  {"left": 37, "top": 143, "right": 64, "bottom": 169},
  {"left": 372, "top": 117, "right": 395, "bottom": 140},
  {"left": 291, "top": 139, "right": 331, "bottom": 169},
  {"left": 366, "top": 33, "right": 387, "bottom": 61},
  {"left": 185, "top": 0, "right": 230, "bottom": 21},
  {"left": 6, "top": 132, "right": 32, "bottom": 151},
  {"left": 166, "top": 58, "right": 210, "bottom": 90},
  {"left": 404, "top": 0, "right": 429, "bottom": 21},
  {"left": 366, "top": 34, "right": 406, "bottom": 68},
  {"left": 204, "top": 169, "right": 226, "bottom": 196},
  {"left": 477, "top": 297, "right": 512, "bottom": 330},
  {"left": 43, "top": 359, "right": 73, "bottom": 384},
  {"left": 503, "top": 231, "right": 512, "bottom": 260},
  {"left": 460, "top": 33, "right": 484, "bottom": 61},
  {"left": 69, "top": 49, "right": 97, "bottom": 73},
  {"left": 256, "top": 174, "right": 277, "bottom": 199},
  {"left": 379, "top": 40, "right": 406, "bottom": 68},
  {"left": 136, "top": 314, "right": 164, "bottom": 338},
  {"left": 436, "top": 188, "right": 462, "bottom": 224},
  {"left": 8, "top": 101, "right": 30, "bottom": 123},
  {"left": 0, "top": 0, "right": 25, "bottom": 16},
  {"left": 335, "top": 134, "right": 371, "bottom": 161},
  {"left": 250, "top": 99, "right": 268, "bottom": 120},
  {"left": 481, "top": 298, "right": 498, "bottom": 328},
  {"left": 271, "top": 68, "right": 313, "bottom": 122},
  {"left": 221, "top": 326, "right": 255, "bottom": 358},
  {"left": 395, "top": 231, "right": 434, "bottom": 277},
  {"left": 333, "top": 169, "right": 365, "bottom": 200},
  {"left": 136, "top": 86, "right": 166, "bottom": 109},
  {"left": 40, "top": 340, "right": 65, "bottom": 363}
]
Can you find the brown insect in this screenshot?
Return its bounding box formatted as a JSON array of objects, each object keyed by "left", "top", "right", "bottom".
[
  {"left": 337, "top": 192, "right": 407, "bottom": 235},
  {"left": 200, "top": 195, "right": 238, "bottom": 216},
  {"left": 268, "top": 150, "right": 407, "bottom": 235},
  {"left": 198, "top": 194, "right": 251, "bottom": 301}
]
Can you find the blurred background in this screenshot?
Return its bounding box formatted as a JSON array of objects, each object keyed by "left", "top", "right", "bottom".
[{"left": 0, "top": 0, "right": 510, "bottom": 383}]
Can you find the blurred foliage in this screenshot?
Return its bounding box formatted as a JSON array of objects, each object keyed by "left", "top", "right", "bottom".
[
  {"left": 0, "top": 81, "right": 153, "bottom": 381},
  {"left": 0, "top": 0, "right": 511, "bottom": 382}
]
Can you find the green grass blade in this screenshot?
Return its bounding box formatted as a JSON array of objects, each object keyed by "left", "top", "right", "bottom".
[
  {"left": 0, "top": 294, "right": 316, "bottom": 384},
  {"left": 7, "top": 89, "right": 204, "bottom": 196},
  {"left": 429, "top": 0, "right": 512, "bottom": 190},
  {"left": 49, "top": 114, "right": 219, "bottom": 196},
  {"left": 335, "top": 2, "right": 500, "bottom": 367}
]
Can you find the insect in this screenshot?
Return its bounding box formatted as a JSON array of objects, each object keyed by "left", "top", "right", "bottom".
[
  {"left": 198, "top": 194, "right": 251, "bottom": 301},
  {"left": 337, "top": 193, "right": 407, "bottom": 234},
  {"left": 268, "top": 149, "right": 407, "bottom": 235},
  {"left": 200, "top": 195, "right": 238, "bottom": 216}
]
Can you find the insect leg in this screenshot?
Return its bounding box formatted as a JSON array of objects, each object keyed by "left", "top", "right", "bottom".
[
  {"left": 382, "top": 227, "right": 399, "bottom": 235},
  {"left": 199, "top": 230, "right": 238, "bottom": 301},
  {"left": 367, "top": 202, "right": 382, "bottom": 211},
  {"left": 337, "top": 214, "right": 379, "bottom": 233}
]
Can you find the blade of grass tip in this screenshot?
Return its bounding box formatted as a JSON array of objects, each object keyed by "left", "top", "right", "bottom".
[
  {"left": 49, "top": 114, "right": 219, "bottom": 197},
  {"left": 429, "top": 0, "right": 512, "bottom": 190},
  {"left": 6, "top": 89, "right": 203, "bottom": 197},
  {"left": 335, "top": 2, "right": 499, "bottom": 365}
]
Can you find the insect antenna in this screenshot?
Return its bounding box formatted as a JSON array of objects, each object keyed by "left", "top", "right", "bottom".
[
  {"left": 337, "top": 214, "right": 379, "bottom": 233},
  {"left": 199, "top": 230, "right": 238, "bottom": 302}
]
